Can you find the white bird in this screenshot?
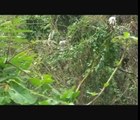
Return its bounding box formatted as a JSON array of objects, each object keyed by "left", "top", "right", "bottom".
[
  {"left": 59, "top": 40, "right": 67, "bottom": 51},
  {"left": 108, "top": 16, "right": 116, "bottom": 26},
  {"left": 59, "top": 40, "right": 67, "bottom": 46}
]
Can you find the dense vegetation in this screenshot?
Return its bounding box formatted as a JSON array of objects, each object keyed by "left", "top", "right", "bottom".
[{"left": 0, "top": 15, "right": 138, "bottom": 105}]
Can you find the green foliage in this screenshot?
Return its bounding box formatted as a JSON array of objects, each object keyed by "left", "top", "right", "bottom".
[
  {"left": 23, "top": 15, "right": 51, "bottom": 40},
  {"left": 112, "top": 32, "right": 138, "bottom": 47},
  {"left": 0, "top": 16, "right": 79, "bottom": 105},
  {"left": 29, "top": 74, "right": 54, "bottom": 87},
  {"left": 104, "top": 82, "right": 110, "bottom": 88},
  {"left": 0, "top": 15, "right": 138, "bottom": 105},
  {"left": 8, "top": 80, "right": 38, "bottom": 105},
  {"left": 60, "top": 87, "right": 80, "bottom": 102}
]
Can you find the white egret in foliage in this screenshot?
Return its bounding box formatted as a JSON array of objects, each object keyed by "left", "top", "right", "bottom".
[
  {"left": 46, "top": 30, "right": 56, "bottom": 47},
  {"left": 108, "top": 16, "right": 116, "bottom": 28},
  {"left": 59, "top": 40, "right": 68, "bottom": 51}
]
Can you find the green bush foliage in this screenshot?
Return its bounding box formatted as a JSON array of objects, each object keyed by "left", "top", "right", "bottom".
[{"left": 0, "top": 15, "right": 138, "bottom": 105}]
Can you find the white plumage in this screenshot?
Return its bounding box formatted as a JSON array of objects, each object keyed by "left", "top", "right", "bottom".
[
  {"left": 108, "top": 16, "right": 116, "bottom": 26},
  {"left": 59, "top": 40, "right": 67, "bottom": 51},
  {"left": 59, "top": 40, "right": 67, "bottom": 46}
]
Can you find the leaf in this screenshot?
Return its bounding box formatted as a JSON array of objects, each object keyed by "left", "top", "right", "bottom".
[
  {"left": 0, "top": 21, "right": 11, "bottom": 27},
  {"left": 38, "top": 100, "right": 49, "bottom": 105},
  {"left": 11, "top": 51, "right": 35, "bottom": 69},
  {"left": 60, "top": 89, "right": 73, "bottom": 100},
  {"left": 13, "top": 37, "right": 28, "bottom": 43},
  {"left": 8, "top": 80, "right": 37, "bottom": 105},
  {"left": 0, "top": 35, "right": 8, "bottom": 40},
  {"left": 123, "top": 32, "right": 130, "bottom": 39},
  {"left": 0, "top": 96, "right": 11, "bottom": 105},
  {"left": 22, "top": 70, "right": 31, "bottom": 73},
  {"left": 0, "top": 77, "right": 9, "bottom": 82},
  {"left": 15, "top": 29, "right": 33, "bottom": 33},
  {"left": 42, "top": 74, "right": 54, "bottom": 84},
  {"left": 3, "top": 66, "right": 17, "bottom": 73},
  {"left": 38, "top": 99, "right": 59, "bottom": 105},
  {"left": 0, "top": 57, "right": 6, "bottom": 67},
  {"left": 92, "top": 92, "right": 98, "bottom": 96},
  {"left": 59, "top": 101, "right": 74, "bottom": 105},
  {"left": 60, "top": 87, "right": 79, "bottom": 102},
  {"left": 0, "top": 42, "right": 7, "bottom": 47},
  {"left": 87, "top": 91, "right": 98, "bottom": 96},
  {"left": 104, "top": 82, "right": 110, "bottom": 88},
  {"left": 29, "top": 78, "right": 42, "bottom": 86}
]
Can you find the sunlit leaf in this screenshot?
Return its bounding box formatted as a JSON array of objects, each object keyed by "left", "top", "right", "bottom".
[
  {"left": 104, "top": 82, "right": 109, "bottom": 88},
  {"left": 123, "top": 32, "right": 130, "bottom": 39},
  {"left": 42, "top": 74, "right": 54, "bottom": 84}
]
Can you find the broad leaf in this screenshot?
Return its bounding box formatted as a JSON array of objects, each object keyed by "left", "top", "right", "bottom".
[{"left": 8, "top": 80, "right": 37, "bottom": 105}]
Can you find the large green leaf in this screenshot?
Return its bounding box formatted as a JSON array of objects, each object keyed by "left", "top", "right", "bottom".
[{"left": 8, "top": 80, "right": 37, "bottom": 105}]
